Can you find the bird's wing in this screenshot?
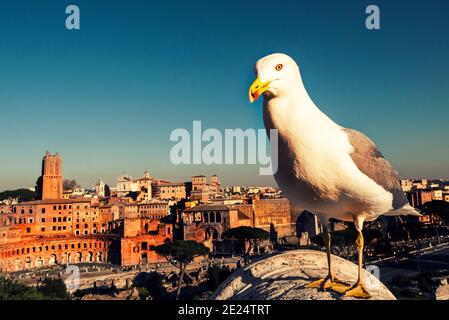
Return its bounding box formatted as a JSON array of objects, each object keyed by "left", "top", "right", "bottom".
[{"left": 342, "top": 128, "right": 408, "bottom": 211}]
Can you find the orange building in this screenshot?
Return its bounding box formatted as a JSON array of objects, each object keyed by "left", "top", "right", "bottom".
[
  {"left": 37, "top": 152, "right": 63, "bottom": 200},
  {"left": 182, "top": 205, "right": 251, "bottom": 251},
  {"left": 230, "top": 198, "right": 294, "bottom": 238},
  {"left": 0, "top": 152, "right": 172, "bottom": 272}
]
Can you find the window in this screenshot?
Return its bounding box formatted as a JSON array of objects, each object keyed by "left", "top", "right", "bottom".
[
  {"left": 53, "top": 206, "right": 57, "bottom": 210},
  {"left": 53, "top": 226, "right": 56, "bottom": 231},
  {"left": 26, "top": 227, "right": 31, "bottom": 233},
  {"left": 41, "top": 218, "right": 46, "bottom": 223},
  {"left": 53, "top": 218, "right": 56, "bottom": 222}
]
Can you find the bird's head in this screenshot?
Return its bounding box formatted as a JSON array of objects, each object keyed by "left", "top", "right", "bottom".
[{"left": 249, "top": 53, "right": 301, "bottom": 103}]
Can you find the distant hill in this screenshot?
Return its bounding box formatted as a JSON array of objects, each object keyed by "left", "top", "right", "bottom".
[{"left": 0, "top": 189, "right": 38, "bottom": 203}]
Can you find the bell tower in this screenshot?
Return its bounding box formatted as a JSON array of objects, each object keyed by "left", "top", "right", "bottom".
[{"left": 39, "top": 151, "right": 63, "bottom": 200}]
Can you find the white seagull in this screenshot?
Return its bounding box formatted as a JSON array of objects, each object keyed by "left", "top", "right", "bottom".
[{"left": 248, "top": 53, "right": 420, "bottom": 299}]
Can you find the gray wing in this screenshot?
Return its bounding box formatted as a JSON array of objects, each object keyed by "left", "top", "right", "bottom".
[{"left": 343, "top": 128, "right": 408, "bottom": 210}]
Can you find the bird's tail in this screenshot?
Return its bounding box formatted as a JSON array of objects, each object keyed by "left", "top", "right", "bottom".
[{"left": 384, "top": 204, "right": 422, "bottom": 217}]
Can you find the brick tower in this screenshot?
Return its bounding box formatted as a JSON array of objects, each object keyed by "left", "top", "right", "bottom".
[{"left": 39, "top": 151, "right": 63, "bottom": 200}]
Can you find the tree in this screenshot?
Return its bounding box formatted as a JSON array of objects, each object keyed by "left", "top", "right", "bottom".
[
  {"left": 0, "top": 277, "right": 44, "bottom": 300},
  {"left": 224, "top": 226, "right": 269, "bottom": 265},
  {"left": 0, "top": 189, "right": 37, "bottom": 203},
  {"left": 104, "top": 184, "right": 111, "bottom": 197},
  {"left": 155, "top": 240, "right": 209, "bottom": 300},
  {"left": 0, "top": 277, "right": 70, "bottom": 300},
  {"left": 37, "top": 278, "right": 70, "bottom": 300},
  {"left": 206, "top": 265, "right": 232, "bottom": 290}
]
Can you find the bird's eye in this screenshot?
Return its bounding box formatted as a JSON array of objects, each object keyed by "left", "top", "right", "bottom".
[{"left": 275, "top": 64, "right": 283, "bottom": 71}]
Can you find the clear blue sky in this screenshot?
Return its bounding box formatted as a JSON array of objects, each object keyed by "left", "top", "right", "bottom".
[{"left": 1, "top": 0, "right": 448, "bottom": 190}]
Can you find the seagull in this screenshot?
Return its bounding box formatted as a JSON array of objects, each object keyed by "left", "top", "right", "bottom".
[{"left": 248, "top": 53, "right": 420, "bottom": 299}]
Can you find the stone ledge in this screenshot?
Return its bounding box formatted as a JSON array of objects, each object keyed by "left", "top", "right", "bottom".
[{"left": 211, "top": 249, "right": 396, "bottom": 300}]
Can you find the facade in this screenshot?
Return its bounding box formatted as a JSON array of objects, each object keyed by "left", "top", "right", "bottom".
[
  {"left": 231, "top": 198, "right": 294, "bottom": 238},
  {"left": 406, "top": 190, "right": 434, "bottom": 208},
  {"left": 182, "top": 205, "right": 251, "bottom": 250},
  {"left": 119, "top": 206, "right": 172, "bottom": 266},
  {"left": 0, "top": 153, "right": 171, "bottom": 272},
  {"left": 96, "top": 178, "right": 106, "bottom": 197},
  {"left": 190, "top": 175, "right": 222, "bottom": 203},
  {"left": 37, "top": 152, "right": 63, "bottom": 200},
  {"left": 153, "top": 181, "right": 186, "bottom": 201},
  {"left": 115, "top": 174, "right": 139, "bottom": 195}
]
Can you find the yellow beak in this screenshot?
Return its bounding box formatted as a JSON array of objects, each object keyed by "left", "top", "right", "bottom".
[{"left": 248, "top": 77, "right": 271, "bottom": 103}]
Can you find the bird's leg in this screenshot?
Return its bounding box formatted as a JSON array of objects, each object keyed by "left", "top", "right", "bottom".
[
  {"left": 306, "top": 224, "right": 351, "bottom": 293},
  {"left": 344, "top": 228, "right": 371, "bottom": 299}
]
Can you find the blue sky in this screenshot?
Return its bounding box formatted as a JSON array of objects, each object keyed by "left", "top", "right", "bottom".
[{"left": 1, "top": 0, "right": 448, "bottom": 190}]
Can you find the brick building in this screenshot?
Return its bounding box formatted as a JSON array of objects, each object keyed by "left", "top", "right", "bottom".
[
  {"left": 182, "top": 205, "right": 251, "bottom": 250},
  {"left": 0, "top": 152, "right": 172, "bottom": 272},
  {"left": 231, "top": 198, "right": 294, "bottom": 238}
]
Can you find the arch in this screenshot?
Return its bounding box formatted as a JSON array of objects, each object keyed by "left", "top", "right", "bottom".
[
  {"left": 144, "top": 223, "right": 149, "bottom": 234},
  {"left": 63, "top": 252, "right": 71, "bottom": 264},
  {"left": 86, "top": 251, "right": 93, "bottom": 262},
  {"left": 215, "top": 212, "right": 221, "bottom": 223},
  {"left": 141, "top": 252, "right": 148, "bottom": 264},
  {"left": 205, "top": 227, "right": 219, "bottom": 241},
  {"left": 14, "top": 258, "right": 21, "bottom": 271},
  {"left": 75, "top": 252, "right": 82, "bottom": 263},
  {"left": 36, "top": 257, "right": 44, "bottom": 268},
  {"left": 96, "top": 252, "right": 102, "bottom": 262},
  {"left": 49, "top": 254, "right": 57, "bottom": 266},
  {"left": 25, "top": 257, "right": 32, "bottom": 269}
]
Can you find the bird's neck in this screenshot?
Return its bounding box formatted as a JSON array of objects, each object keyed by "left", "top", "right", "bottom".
[{"left": 263, "top": 82, "right": 339, "bottom": 139}]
